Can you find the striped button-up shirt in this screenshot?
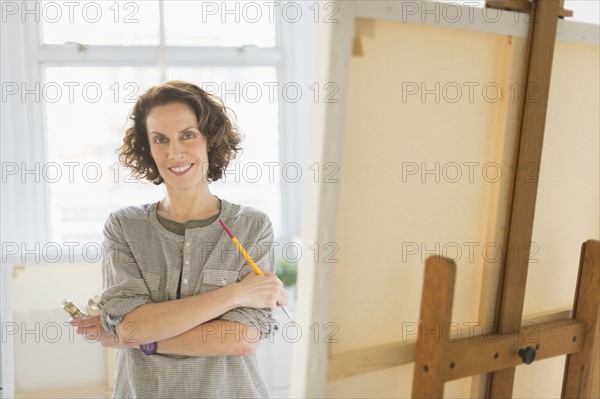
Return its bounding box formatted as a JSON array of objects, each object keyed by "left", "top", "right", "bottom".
[{"left": 100, "top": 197, "right": 277, "bottom": 398}]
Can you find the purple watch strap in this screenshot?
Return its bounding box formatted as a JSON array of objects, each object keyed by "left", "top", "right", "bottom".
[{"left": 140, "top": 341, "right": 158, "bottom": 355}]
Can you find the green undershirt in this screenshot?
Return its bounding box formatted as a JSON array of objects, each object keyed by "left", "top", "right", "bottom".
[
  {"left": 156, "top": 211, "right": 222, "bottom": 298},
  {"left": 156, "top": 212, "right": 221, "bottom": 235}
]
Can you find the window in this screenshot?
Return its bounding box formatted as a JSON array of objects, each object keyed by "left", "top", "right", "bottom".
[
  {"left": 163, "top": 1, "right": 277, "bottom": 47},
  {"left": 44, "top": 67, "right": 162, "bottom": 242},
  {"left": 3, "top": 2, "right": 313, "bottom": 396},
  {"left": 40, "top": 1, "right": 160, "bottom": 45},
  {"left": 166, "top": 66, "right": 281, "bottom": 230},
  {"left": 36, "top": 0, "right": 290, "bottom": 244}
]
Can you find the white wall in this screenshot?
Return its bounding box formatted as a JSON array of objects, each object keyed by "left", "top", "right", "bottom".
[
  {"left": 7, "top": 260, "right": 107, "bottom": 395},
  {"left": 4, "top": 259, "right": 300, "bottom": 398}
]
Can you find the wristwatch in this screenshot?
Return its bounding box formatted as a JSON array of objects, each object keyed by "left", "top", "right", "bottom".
[{"left": 140, "top": 341, "right": 158, "bottom": 355}]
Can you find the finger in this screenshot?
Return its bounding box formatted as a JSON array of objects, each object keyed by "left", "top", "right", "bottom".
[
  {"left": 79, "top": 318, "right": 100, "bottom": 328},
  {"left": 70, "top": 318, "right": 89, "bottom": 327},
  {"left": 276, "top": 298, "right": 288, "bottom": 306},
  {"left": 76, "top": 324, "right": 94, "bottom": 334}
]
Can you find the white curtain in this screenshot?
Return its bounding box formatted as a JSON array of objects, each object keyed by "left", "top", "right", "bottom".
[
  {"left": 1, "top": 11, "right": 49, "bottom": 398},
  {"left": 1, "top": 11, "right": 51, "bottom": 247}
]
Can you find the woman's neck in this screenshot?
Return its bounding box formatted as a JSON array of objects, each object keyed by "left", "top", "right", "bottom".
[{"left": 158, "top": 187, "right": 221, "bottom": 223}]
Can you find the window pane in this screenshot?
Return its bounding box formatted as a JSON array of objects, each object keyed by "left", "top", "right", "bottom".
[
  {"left": 164, "top": 1, "right": 276, "bottom": 47},
  {"left": 564, "top": 0, "right": 600, "bottom": 24},
  {"left": 40, "top": 1, "right": 160, "bottom": 45},
  {"left": 45, "top": 67, "right": 281, "bottom": 242},
  {"left": 44, "top": 67, "right": 162, "bottom": 243},
  {"left": 166, "top": 67, "right": 281, "bottom": 236}
]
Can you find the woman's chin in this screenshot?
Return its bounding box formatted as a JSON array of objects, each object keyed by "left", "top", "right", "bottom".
[{"left": 164, "top": 178, "right": 207, "bottom": 192}]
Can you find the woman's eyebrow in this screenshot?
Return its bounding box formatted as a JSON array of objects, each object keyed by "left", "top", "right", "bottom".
[{"left": 149, "top": 126, "right": 199, "bottom": 135}]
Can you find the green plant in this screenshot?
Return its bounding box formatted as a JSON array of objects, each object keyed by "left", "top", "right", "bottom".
[{"left": 276, "top": 259, "right": 297, "bottom": 287}]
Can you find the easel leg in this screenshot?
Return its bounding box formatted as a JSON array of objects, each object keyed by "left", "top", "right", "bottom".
[
  {"left": 488, "top": 0, "right": 561, "bottom": 396},
  {"left": 562, "top": 240, "right": 600, "bottom": 399},
  {"left": 412, "top": 256, "right": 456, "bottom": 399}
]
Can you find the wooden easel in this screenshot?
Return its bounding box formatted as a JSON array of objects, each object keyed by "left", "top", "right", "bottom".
[
  {"left": 303, "top": 0, "right": 597, "bottom": 396},
  {"left": 412, "top": 1, "right": 600, "bottom": 398},
  {"left": 412, "top": 241, "right": 599, "bottom": 398}
]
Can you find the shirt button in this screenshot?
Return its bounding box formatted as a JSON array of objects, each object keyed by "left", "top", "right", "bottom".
[
  {"left": 183, "top": 279, "right": 188, "bottom": 284},
  {"left": 221, "top": 279, "right": 227, "bottom": 285},
  {"left": 185, "top": 242, "right": 190, "bottom": 247},
  {"left": 184, "top": 260, "right": 190, "bottom": 265}
]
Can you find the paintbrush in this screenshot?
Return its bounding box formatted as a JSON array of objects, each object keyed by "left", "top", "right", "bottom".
[{"left": 219, "top": 219, "right": 294, "bottom": 322}]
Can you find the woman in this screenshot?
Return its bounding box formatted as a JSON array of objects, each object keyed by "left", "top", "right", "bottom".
[{"left": 71, "top": 81, "right": 288, "bottom": 398}]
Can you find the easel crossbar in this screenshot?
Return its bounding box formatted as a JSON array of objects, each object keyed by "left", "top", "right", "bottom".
[
  {"left": 443, "top": 319, "right": 585, "bottom": 382},
  {"left": 411, "top": 240, "right": 599, "bottom": 398}
]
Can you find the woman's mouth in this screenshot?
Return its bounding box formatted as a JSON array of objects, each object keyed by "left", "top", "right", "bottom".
[{"left": 169, "top": 163, "right": 193, "bottom": 176}]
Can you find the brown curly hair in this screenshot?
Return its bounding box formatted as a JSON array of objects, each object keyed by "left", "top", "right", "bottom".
[{"left": 118, "top": 80, "right": 242, "bottom": 184}]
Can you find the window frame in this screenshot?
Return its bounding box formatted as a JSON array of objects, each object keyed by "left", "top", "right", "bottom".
[
  {"left": 1, "top": 1, "right": 312, "bottom": 396},
  {"left": 23, "top": 0, "right": 305, "bottom": 245}
]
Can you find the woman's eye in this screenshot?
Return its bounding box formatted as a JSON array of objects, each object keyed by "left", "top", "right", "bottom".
[
  {"left": 154, "top": 137, "right": 167, "bottom": 144},
  {"left": 184, "top": 132, "right": 196, "bottom": 139}
]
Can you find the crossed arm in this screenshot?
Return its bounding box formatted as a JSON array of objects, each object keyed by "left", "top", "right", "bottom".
[{"left": 71, "top": 272, "right": 287, "bottom": 356}]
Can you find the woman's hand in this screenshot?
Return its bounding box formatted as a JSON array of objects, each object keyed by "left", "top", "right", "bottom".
[
  {"left": 69, "top": 316, "right": 139, "bottom": 349},
  {"left": 236, "top": 272, "right": 288, "bottom": 309}
]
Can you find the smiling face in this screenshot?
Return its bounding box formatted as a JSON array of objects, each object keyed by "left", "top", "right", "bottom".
[{"left": 146, "top": 102, "right": 210, "bottom": 193}]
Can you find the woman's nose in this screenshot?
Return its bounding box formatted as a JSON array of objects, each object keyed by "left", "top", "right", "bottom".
[{"left": 168, "top": 140, "right": 185, "bottom": 160}]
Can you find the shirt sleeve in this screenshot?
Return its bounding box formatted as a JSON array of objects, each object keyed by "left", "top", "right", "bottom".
[
  {"left": 217, "top": 215, "right": 280, "bottom": 340},
  {"left": 99, "top": 212, "right": 153, "bottom": 336}
]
